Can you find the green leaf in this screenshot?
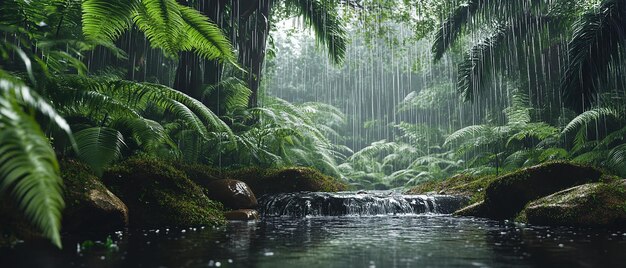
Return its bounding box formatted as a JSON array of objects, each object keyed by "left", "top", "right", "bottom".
[
  {"left": 0, "top": 97, "right": 64, "bottom": 249},
  {"left": 75, "top": 127, "right": 126, "bottom": 176},
  {"left": 82, "top": 0, "right": 137, "bottom": 42}
]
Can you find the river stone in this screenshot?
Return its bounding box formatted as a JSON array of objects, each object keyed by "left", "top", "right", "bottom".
[
  {"left": 206, "top": 179, "right": 258, "bottom": 209},
  {"left": 224, "top": 209, "right": 260, "bottom": 221},
  {"left": 233, "top": 167, "right": 347, "bottom": 196},
  {"left": 61, "top": 160, "right": 129, "bottom": 232},
  {"left": 455, "top": 162, "right": 603, "bottom": 220},
  {"left": 521, "top": 180, "right": 626, "bottom": 227},
  {"left": 102, "top": 157, "right": 225, "bottom": 227},
  {"left": 454, "top": 201, "right": 488, "bottom": 217}
]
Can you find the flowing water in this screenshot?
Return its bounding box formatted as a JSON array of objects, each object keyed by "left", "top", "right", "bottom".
[{"left": 2, "top": 192, "right": 626, "bottom": 268}]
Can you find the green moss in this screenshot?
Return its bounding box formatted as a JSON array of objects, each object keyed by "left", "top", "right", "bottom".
[
  {"left": 522, "top": 180, "right": 626, "bottom": 226},
  {"left": 225, "top": 166, "right": 347, "bottom": 196},
  {"left": 61, "top": 159, "right": 108, "bottom": 204},
  {"left": 480, "top": 162, "right": 603, "bottom": 219},
  {"left": 173, "top": 162, "right": 223, "bottom": 187},
  {"left": 103, "top": 156, "right": 225, "bottom": 227},
  {"left": 406, "top": 174, "right": 498, "bottom": 204}
]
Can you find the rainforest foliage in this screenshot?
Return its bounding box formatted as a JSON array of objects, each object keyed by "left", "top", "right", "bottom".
[{"left": 0, "top": 0, "right": 625, "bottom": 247}]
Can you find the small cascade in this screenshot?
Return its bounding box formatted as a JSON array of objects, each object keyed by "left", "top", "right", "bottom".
[{"left": 258, "top": 192, "right": 469, "bottom": 217}]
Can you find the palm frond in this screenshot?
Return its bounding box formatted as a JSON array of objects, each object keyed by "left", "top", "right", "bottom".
[
  {"left": 287, "top": 0, "right": 347, "bottom": 64},
  {"left": 458, "top": 15, "right": 548, "bottom": 101},
  {"left": 561, "top": 0, "right": 626, "bottom": 111},
  {"left": 432, "top": 0, "right": 544, "bottom": 61},
  {"left": 432, "top": 0, "right": 481, "bottom": 61}
]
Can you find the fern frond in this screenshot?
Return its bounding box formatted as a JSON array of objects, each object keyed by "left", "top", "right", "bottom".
[
  {"left": 82, "top": 0, "right": 137, "bottom": 42},
  {"left": 561, "top": 0, "right": 626, "bottom": 111},
  {"left": 287, "top": 0, "right": 347, "bottom": 64},
  {"left": 179, "top": 5, "right": 235, "bottom": 61},
  {"left": 444, "top": 124, "right": 490, "bottom": 146},
  {"left": 74, "top": 127, "right": 126, "bottom": 176},
  {"left": 0, "top": 78, "right": 65, "bottom": 248},
  {"left": 134, "top": 0, "right": 185, "bottom": 56},
  {"left": 561, "top": 107, "right": 618, "bottom": 135}
]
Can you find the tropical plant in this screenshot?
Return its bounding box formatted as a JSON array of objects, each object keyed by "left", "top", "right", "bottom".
[
  {"left": 205, "top": 97, "right": 348, "bottom": 178},
  {"left": 0, "top": 70, "right": 72, "bottom": 248},
  {"left": 81, "top": 0, "right": 234, "bottom": 61},
  {"left": 431, "top": 0, "right": 626, "bottom": 111}
]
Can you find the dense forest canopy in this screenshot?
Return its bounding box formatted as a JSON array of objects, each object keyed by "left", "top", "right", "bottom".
[{"left": 0, "top": 0, "right": 625, "bottom": 248}]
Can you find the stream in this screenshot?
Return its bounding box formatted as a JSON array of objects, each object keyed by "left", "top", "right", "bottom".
[{"left": 2, "top": 192, "right": 626, "bottom": 267}]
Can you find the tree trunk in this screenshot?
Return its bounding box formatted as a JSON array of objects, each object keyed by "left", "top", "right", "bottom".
[
  {"left": 238, "top": 0, "right": 272, "bottom": 108},
  {"left": 173, "top": 0, "right": 227, "bottom": 101}
]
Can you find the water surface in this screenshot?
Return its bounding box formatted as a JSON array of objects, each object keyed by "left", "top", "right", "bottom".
[{"left": 2, "top": 193, "right": 626, "bottom": 267}]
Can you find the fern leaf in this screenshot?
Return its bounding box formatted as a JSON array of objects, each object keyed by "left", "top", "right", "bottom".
[
  {"left": 82, "top": 0, "right": 137, "bottom": 42},
  {"left": 74, "top": 127, "right": 126, "bottom": 176},
  {"left": 0, "top": 98, "right": 64, "bottom": 248}
]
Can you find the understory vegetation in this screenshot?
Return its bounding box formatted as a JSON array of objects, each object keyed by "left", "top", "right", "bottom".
[{"left": 1, "top": 0, "right": 625, "bottom": 247}]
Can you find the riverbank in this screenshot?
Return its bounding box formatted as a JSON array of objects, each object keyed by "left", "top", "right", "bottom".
[
  {"left": 0, "top": 156, "right": 347, "bottom": 247},
  {"left": 406, "top": 162, "right": 626, "bottom": 227}
]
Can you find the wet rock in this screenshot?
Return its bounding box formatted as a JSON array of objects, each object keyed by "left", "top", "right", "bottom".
[
  {"left": 224, "top": 209, "right": 259, "bottom": 221},
  {"left": 454, "top": 201, "right": 488, "bottom": 217},
  {"left": 102, "top": 157, "right": 225, "bottom": 228},
  {"left": 455, "top": 162, "right": 603, "bottom": 220},
  {"left": 259, "top": 192, "right": 468, "bottom": 217},
  {"left": 521, "top": 180, "right": 626, "bottom": 227},
  {"left": 205, "top": 179, "right": 258, "bottom": 210},
  {"left": 61, "top": 160, "right": 129, "bottom": 232},
  {"left": 230, "top": 167, "right": 347, "bottom": 196}
]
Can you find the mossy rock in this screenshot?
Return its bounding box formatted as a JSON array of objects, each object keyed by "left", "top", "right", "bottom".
[
  {"left": 61, "top": 159, "right": 129, "bottom": 232},
  {"left": 173, "top": 162, "right": 223, "bottom": 188},
  {"left": 520, "top": 179, "right": 626, "bottom": 227},
  {"left": 484, "top": 162, "right": 602, "bottom": 219},
  {"left": 102, "top": 157, "right": 225, "bottom": 228},
  {"left": 406, "top": 174, "right": 498, "bottom": 204},
  {"left": 205, "top": 179, "right": 258, "bottom": 210},
  {"left": 1, "top": 159, "right": 130, "bottom": 246},
  {"left": 456, "top": 162, "right": 603, "bottom": 220},
  {"left": 454, "top": 201, "right": 489, "bottom": 217},
  {"left": 227, "top": 167, "right": 347, "bottom": 196}
]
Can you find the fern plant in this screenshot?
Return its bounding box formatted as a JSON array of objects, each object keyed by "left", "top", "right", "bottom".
[
  {"left": 0, "top": 71, "right": 73, "bottom": 248},
  {"left": 82, "top": 0, "right": 235, "bottom": 61}
]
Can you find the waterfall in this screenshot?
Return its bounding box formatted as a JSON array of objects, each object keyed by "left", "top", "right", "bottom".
[{"left": 258, "top": 192, "right": 469, "bottom": 217}]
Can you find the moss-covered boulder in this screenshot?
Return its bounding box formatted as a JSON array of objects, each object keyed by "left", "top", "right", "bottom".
[
  {"left": 102, "top": 157, "right": 225, "bottom": 228},
  {"left": 455, "top": 162, "right": 603, "bottom": 219},
  {"left": 520, "top": 179, "right": 626, "bottom": 227},
  {"left": 173, "top": 162, "right": 223, "bottom": 188},
  {"left": 454, "top": 201, "right": 490, "bottom": 217},
  {"left": 406, "top": 174, "right": 498, "bottom": 204},
  {"left": 61, "top": 160, "right": 128, "bottom": 232},
  {"left": 205, "top": 179, "right": 258, "bottom": 209},
  {"left": 228, "top": 167, "right": 347, "bottom": 196}
]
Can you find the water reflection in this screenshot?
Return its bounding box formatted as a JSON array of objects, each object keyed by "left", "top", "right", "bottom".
[{"left": 2, "top": 216, "right": 626, "bottom": 267}]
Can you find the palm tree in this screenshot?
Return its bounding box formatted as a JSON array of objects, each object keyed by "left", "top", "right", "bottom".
[
  {"left": 171, "top": 0, "right": 348, "bottom": 108},
  {"left": 432, "top": 0, "right": 625, "bottom": 112}
]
